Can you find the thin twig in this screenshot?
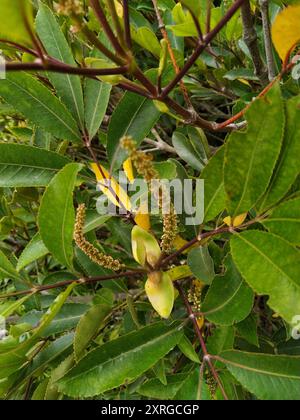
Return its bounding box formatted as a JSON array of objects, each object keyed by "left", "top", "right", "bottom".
[
  {"left": 241, "top": 0, "right": 268, "bottom": 85},
  {"left": 259, "top": 0, "right": 276, "bottom": 81},
  {"left": 176, "top": 283, "right": 229, "bottom": 401},
  {"left": 0, "top": 271, "right": 145, "bottom": 300}
]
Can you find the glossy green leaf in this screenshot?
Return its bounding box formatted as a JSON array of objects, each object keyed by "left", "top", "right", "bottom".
[
  {"left": 17, "top": 233, "right": 49, "bottom": 272},
  {"left": 260, "top": 93, "right": 300, "bottom": 209},
  {"left": 0, "top": 249, "right": 20, "bottom": 281},
  {"left": 19, "top": 303, "right": 89, "bottom": 337},
  {"left": 58, "top": 322, "right": 183, "bottom": 397},
  {"left": 187, "top": 245, "right": 215, "bottom": 284},
  {"left": 224, "top": 83, "right": 285, "bottom": 216},
  {"left": 174, "top": 367, "right": 211, "bottom": 400},
  {"left": 107, "top": 92, "right": 161, "bottom": 169},
  {"left": 0, "top": 144, "right": 71, "bottom": 188},
  {"left": 202, "top": 257, "right": 254, "bottom": 326},
  {"left": 137, "top": 374, "right": 187, "bottom": 399},
  {"left": 201, "top": 146, "right": 226, "bottom": 222},
  {"left": 38, "top": 163, "right": 83, "bottom": 269},
  {"left": 220, "top": 350, "right": 300, "bottom": 400},
  {"left": 84, "top": 80, "right": 111, "bottom": 139},
  {"left": 74, "top": 304, "right": 111, "bottom": 361},
  {"left": 263, "top": 197, "right": 300, "bottom": 245},
  {"left": 0, "top": 0, "right": 33, "bottom": 46},
  {"left": 178, "top": 335, "right": 200, "bottom": 363},
  {"left": 36, "top": 3, "right": 84, "bottom": 127},
  {"left": 0, "top": 73, "right": 81, "bottom": 142},
  {"left": 231, "top": 230, "right": 300, "bottom": 324},
  {"left": 0, "top": 283, "right": 76, "bottom": 379},
  {"left": 172, "top": 131, "right": 207, "bottom": 171},
  {"left": 19, "top": 333, "right": 74, "bottom": 386}
]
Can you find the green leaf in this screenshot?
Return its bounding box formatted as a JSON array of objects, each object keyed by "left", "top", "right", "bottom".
[
  {"left": 0, "top": 283, "right": 76, "bottom": 379},
  {"left": 260, "top": 89, "right": 300, "bottom": 209},
  {"left": 0, "top": 72, "right": 81, "bottom": 142},
  {"left": 58, "top": 322, "right": 183, "bottom": 397},
  {"left": 18, "top": 333, "right": 74, "bottom": 386},
  {"left": 0, "top": 0, "right": 33, "bottom": 47},
  {"left": 74, "top": 304, "right": 111, "bottom": 361},
  {"left": 178, "top": 334, "right": 200, "bottom": 363},
  {"left": 202, "top": 256, "right": 254, "bottom": 326},
  {"left": 0, "top": 293, "right": 34, "bottom": 318},
  {"left": 137, "top": 374, "right": 187, "bottom": 399},
  {"left": 38, "top": 163, "right": 83, "bottom": 269},
  {"left": 17, "top": 233, "right": 49, "bottom": 272},
  {"left": 0, "top": 144, "right": 71, "bottom": 188},
  {"left": 224, "top": 83, "right": 285, "bottom": 216},
  {"left": 231, "top": 230, "right": 300, "bottom": 324},
  {"left": 201, "top": 146, "right": 226, "bottom": 222},
  {"left": 187, "top": 245, "right": 215, "bottom": 284},
  {"left": 206, "top": 326, "right": 235, "bottom": 355},
  {"left": 36, "top": 3, "right": 84, "bottom": 127},
  {"left": 84, "top": 80, "right": 111, "bottom": 139},
  {"left": 236, "top": 315, "right": 259, "bottom": 347},
  {"left": 220, "top": 350, "right": 300, "bottom": 400},
  {"left": 20, "top": 303, "right": 89, "bottom": 337},
  {"left": 174, "top": 367, "right": 211, "bottom": 400},
  {"left": 107, "top": 92, "right": 161, "bottom": 169},
  {"left": 172, "top": 131, "right": 207, "bottom": 171},
  {"left": 132, "top": 27, "right": 161, "bottom": 57},
  {"left": 263, "top": 197, "right": 300, "bottom": 246},
  {"left": 0, "top": 249, "right": 20, "bottom": 281}
]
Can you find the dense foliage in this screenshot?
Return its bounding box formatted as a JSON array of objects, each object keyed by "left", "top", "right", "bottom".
[{"left": 0, "top": 0, "right": 299, "bottom": 401}]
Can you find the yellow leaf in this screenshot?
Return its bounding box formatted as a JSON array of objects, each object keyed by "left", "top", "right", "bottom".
[
  {"left": 123, "top": 158, "right": 134, "bottom": 183},
  {"left": 91, "top": 163, "right": 131, "bottom": 211},
  {"left": 272, "top": 5, "right": 300, "bottom": 61},
  {"left": 135, "top": 212, "right": 151, "bottom": 232},
  {"left": 196, "top": 316, "right": 205, "bottom": 330},
  {"left": 224, "top": 213, "right": 248, "bottom": 227},
  {"left": 173, "top": 235, "right": 198, "bottom": 254},
  {"left": 167, "top": 265, "right": 192, "bottom": 281}
]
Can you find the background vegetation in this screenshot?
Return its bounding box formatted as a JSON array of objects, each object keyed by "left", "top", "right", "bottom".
[{"left": 0, "top": 0, "right": 299, "bottom": 400}]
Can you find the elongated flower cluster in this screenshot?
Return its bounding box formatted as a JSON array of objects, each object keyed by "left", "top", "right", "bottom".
[
  {"left": 56, "top": 0, "right": 83, "bottom": 16},
  {"left": 121, "top": 136, "right": 177, "bottom": 254},
  {"left": 188, "top": 279, "right": 205, "bottom": 329},
  {"left": 74, "top": 204, "right": 124, "bottom": 271}
]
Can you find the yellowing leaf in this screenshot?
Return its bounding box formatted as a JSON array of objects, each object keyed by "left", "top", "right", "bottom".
[
  {"left": 145, "top": 272, "right": 175, "bottom": 319},
  {"left": 272, "top": 5, "right": 300, "bottom": 60},
  {"left": 134, "top": 202, "right": 151, "bottom": 231},
  {"left": 123, "top": 158, "right": 134, "bottom": 183},
  {"left": 0, "top": 0, "right": 33, "bottom": 47},
  {"left": 91, "top": 163, "right": 131, "bottom": 211},
  {"left": 224, "top": 213, "right": 248, "bottom": 227},
  {"left": 173, "top": 235, "right": 197, "bottom": 254},
  {"left": 167, "top": 265, "right": 192, "bottom": 281},
  {"left": 85, "top": 58, "right": 126, "bottom": 85}
]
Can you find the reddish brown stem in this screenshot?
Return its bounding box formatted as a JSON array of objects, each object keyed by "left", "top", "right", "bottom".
[{"left": 176, "top": 283, "right": 229, "bottom": 400}]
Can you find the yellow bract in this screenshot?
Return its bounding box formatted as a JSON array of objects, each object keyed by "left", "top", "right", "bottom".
[
  {"left": 224, "top": 213, "right": 248, "bottom": 228},
  {"left": 272, "top": 5, "right": 300, "bottom": 61},
  {"left": 145, "top": 272, "right": 175, "bottom": 319},
  {"left": 131, "top": 226, "right": 161, "bottom": 267},
  {"left": 91, "top": 163, "right": 132, "bottom": 211}
]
